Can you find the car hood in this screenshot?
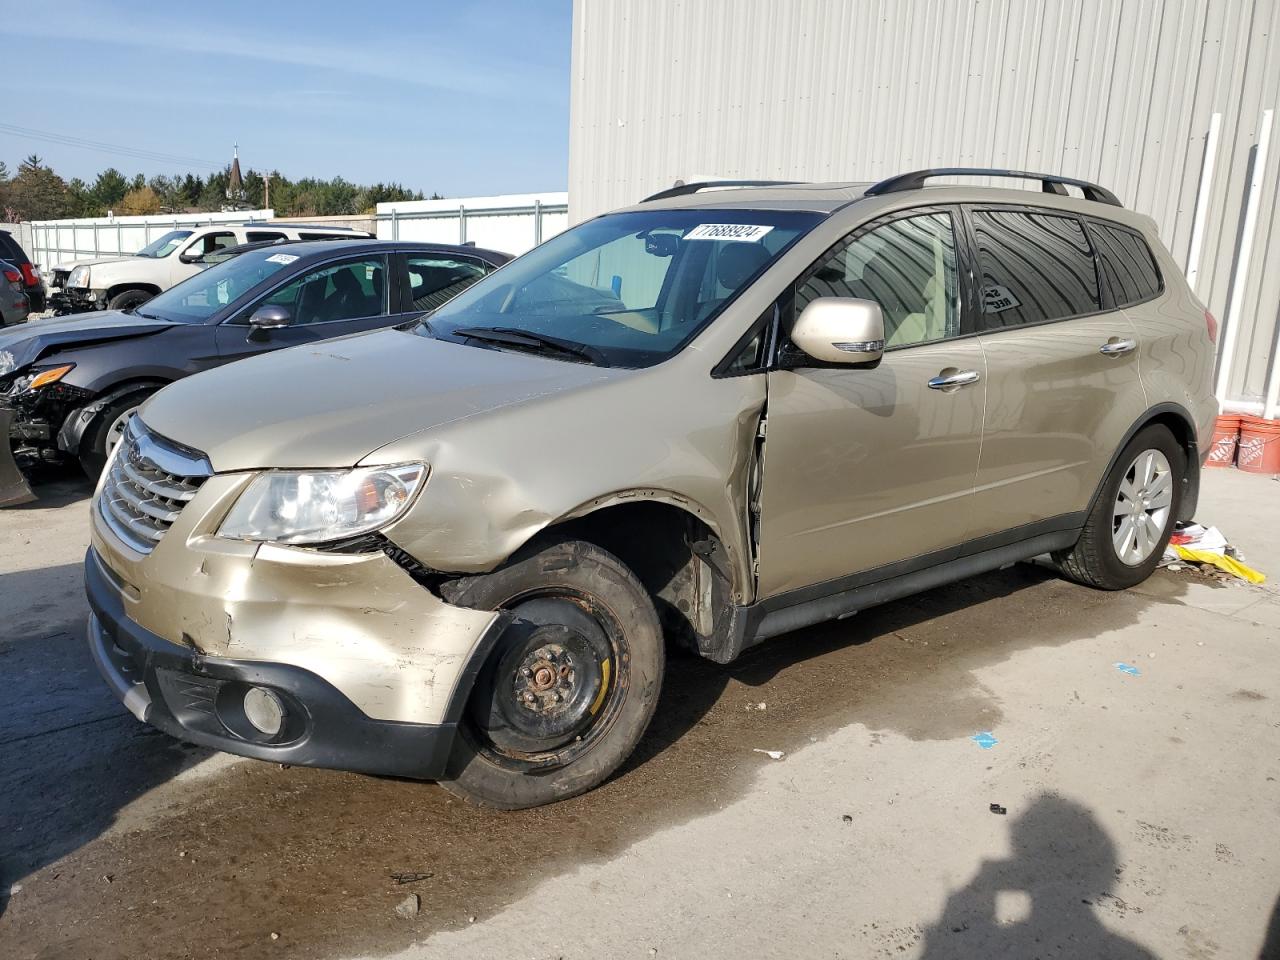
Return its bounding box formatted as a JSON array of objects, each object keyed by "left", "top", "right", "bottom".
[
  {"left": 53, "top": 256, "right": 132, "bottom": 273},
  {"left": 139, "top": 329, "right": 624, "bottom": 472},
  {"left": 0, "top": 311, "right": 177, "bottom": 375}
]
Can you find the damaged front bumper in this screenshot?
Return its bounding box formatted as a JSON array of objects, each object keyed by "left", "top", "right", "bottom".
[
  {"left": 49, "top": 286, "right": 102, "bottom": 315},
  {"left": 86, "top": 469, "right": 507, "bottom": 778},
  {"left": 86, "top": 557, "right": 468, "bottom": 778}
]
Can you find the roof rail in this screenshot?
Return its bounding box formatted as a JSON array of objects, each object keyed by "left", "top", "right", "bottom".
[
  {"left": 864, "top": 168, "right": 1122, "bottom": 207},
  {"left": 641, "top": 179, "right": 804, "bottom": 202}
]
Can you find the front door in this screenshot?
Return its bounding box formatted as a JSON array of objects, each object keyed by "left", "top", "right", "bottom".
[
  {"left": 756, "top": 209, "right": 985, "bottom": 599},
  {"left": 215, "top": 255, "right": 393, "bottom": 362}
]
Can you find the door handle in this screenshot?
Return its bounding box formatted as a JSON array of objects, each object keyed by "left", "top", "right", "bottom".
[
  {"left": 927, "top": 369, "right": 982, "bottom": 390},
  {"left": 1099, "top": 338, "right": 1137, "bottom": 356}
]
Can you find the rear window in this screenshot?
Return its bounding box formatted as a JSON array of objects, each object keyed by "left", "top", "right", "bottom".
[
  {"left": 1089, "top": 221, "right": 1162, "bottom": 306},
  {"left": 0, "top": 233, "right": 29, "bottom": 264},
  {"left": 971, "top": 209, "right": 1101, "bottom": 329},
  {"left": 299, "top": 232, "right": 349, "bottom": 241},
  {"left": 246, "top": 231, "right": 287, "bottom": 243}
]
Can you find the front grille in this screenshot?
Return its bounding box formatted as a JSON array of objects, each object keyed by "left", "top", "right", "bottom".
[
  {"left": 97, "top": 418, "right": 212, "bottom": 554},
  {"left": 50, "top": 269, "right": 68, "bottom": 290}
]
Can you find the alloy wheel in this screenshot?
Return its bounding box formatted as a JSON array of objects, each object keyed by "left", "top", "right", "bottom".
[{"left": 1111, "top": 448, "right": 1173, "bottom": 566}]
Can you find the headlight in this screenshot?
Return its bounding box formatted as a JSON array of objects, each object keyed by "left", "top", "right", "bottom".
[
  {"left": 13, "top": 363, "right": 75, "bottom": 393},
  {"left": 0, "top": 350, "right": 15, "bottom": 376},
  {"left": 68, "top": 266, "right": 90, "bottom": 288},
  {"left": 218, "top": 463, "right": 428, "bottom": 544}
]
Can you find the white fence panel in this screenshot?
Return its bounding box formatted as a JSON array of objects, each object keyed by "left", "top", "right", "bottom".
[
  {"left": 29, "top": 209, "right": 275, "bottom": 269},
  {"left": 376, "top": 193, "right": 568, "bottom": 256}
]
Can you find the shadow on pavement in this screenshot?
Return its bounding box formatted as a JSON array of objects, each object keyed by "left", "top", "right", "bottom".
[{"left": 918, "top": 794, "right": 1157, "bottom": 959}]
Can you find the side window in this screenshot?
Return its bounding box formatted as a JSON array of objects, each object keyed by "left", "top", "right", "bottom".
[
  {"left": 261, "top": 257, "right": 388, "bottom": 326},
  {"left": 797, "top": 212, "right": 961, "bottom": 348},
  {"left": 971, "top": 210, "right": 1100, "bottom": 329},
  {"left": 185, "top": 231, "right": 237, "bottom": 257},
  {"left": 1089, "top": 221, "right": 1162, "bottom": 306},
  {"left": 406, "top": 255, "right": 489, "bottom": 312},
  {"left": 246, "top": 231, "right": 287, "bottom": 243}
]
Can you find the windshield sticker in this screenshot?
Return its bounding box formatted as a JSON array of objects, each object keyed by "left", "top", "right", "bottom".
[
  {"left": 265, "top": 253, "right": 299, "bottom": 265},
  {"left": 684, "top": 223, "right": 775, "bottom": 243}
]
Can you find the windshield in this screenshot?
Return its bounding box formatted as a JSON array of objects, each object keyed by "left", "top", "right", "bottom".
[
  {"left": 134, "top": 230, "right": 193, "bottom": 259},
  {"left": 419, "top": 209, "right": 821, "bottom": 367},
  {"left": 138, "top": 248, "right": 301, "bottom": 323}
]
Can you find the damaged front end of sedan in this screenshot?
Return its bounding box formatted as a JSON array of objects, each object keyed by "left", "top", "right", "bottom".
[{"left": 0, "top": 354, "right": 92, "bottom": 505}]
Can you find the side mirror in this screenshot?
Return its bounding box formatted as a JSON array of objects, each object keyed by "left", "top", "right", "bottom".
[
  {"left": 248, "top": 304, "right": 291, "bottom": 333},
  {"left": 791, "top": 297, "right": 885, "bottom": 365},
  {"left": 178, "top": 248, "right": 204, "bottom": 264}
]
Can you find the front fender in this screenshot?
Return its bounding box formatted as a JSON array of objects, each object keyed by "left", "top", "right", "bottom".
[{"left": 56, "top": 381, "right": 166, "bottom": 455}]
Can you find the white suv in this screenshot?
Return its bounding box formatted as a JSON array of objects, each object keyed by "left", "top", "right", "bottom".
[{"left": 49, "top": 223, "right": 371, "bottom": 314}]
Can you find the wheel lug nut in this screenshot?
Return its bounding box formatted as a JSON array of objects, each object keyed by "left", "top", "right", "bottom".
[
  {"left": 523, "top": 692, "right": 535, "bottom": 704},
  {"left": 521, "top": 667, "right": 532, "bottom": 677}
]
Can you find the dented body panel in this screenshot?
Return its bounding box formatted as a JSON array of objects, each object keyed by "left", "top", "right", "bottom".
[{"left": 88, "top": 471, "right": 500, "bottom": 725}]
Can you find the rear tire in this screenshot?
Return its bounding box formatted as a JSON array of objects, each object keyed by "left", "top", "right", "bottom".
[
  {"left": 438, "top": 538, "right": 664, "bottom": 809},
  {"left": 108, "top": 289, "right": 152, "bottom": 312},
  {"left": 78, "top": 390, "right": 154, "bottom": 478},
  {"left": 1053, "top": 424, "right": 1184, "bottom": 590}
]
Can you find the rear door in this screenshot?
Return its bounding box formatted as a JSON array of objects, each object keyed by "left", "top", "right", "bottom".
[
  {"left": 398, "top": 251, "right": 494, "bottom": 320},
  {"left": 965, "top": 206, "right": 1147, "bottom": 539},
  {"left": 215, "top": 254, "right": 394, "bottom": 362},
  {"left": 755, "top": 208, "right": 986, "bottom": 598}
]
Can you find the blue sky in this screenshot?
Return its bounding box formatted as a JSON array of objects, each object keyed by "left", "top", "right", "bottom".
[{"left": 0, "top": 0, "right": 572, "bottom": 197}]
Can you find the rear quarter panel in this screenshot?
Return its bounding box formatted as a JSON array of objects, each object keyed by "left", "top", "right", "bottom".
[{"left": 1125, "top": 240, "right": 1218, "bottom": 456}]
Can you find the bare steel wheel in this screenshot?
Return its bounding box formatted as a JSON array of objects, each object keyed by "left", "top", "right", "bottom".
[
  {"left": 1053, "top": 424, "right": 1184, "bottom": 590},
  {"left": 1112, "top": 448, "right": 1174, "bottom": 566},
  {"left": 439, "top": 538, "right": 664, "bottom": 809}
]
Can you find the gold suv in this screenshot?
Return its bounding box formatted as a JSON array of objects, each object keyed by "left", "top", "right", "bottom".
[{"left": 85, "top": 169, "right": 1218, "bottom": 808}]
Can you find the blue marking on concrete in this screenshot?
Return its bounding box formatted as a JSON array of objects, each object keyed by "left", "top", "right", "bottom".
[
  {"left": 1115, "top": 662, "right": 1141, "bottom": 677},
  {"left": 971, "top": 732, "right": 998, "bottom": 749}
]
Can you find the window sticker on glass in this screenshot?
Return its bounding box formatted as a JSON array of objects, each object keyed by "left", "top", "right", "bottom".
[
  {"left": 684, "top": 223, "right": 775, "bottom": 242},
  {"left": 265, "top": 253, "right": 299, "bottom": 265},
  {"left": 982, "top": 284, "right": 1022, "bottom": 313}
]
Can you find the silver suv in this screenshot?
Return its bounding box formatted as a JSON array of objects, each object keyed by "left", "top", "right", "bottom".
[{"left": 85, "top": 169, "right": 1217, "bottom": 808}]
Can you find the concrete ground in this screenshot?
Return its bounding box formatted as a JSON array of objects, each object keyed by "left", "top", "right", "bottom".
[{"left": 1, "top": 467, "right": 1278, "bottom": 960}]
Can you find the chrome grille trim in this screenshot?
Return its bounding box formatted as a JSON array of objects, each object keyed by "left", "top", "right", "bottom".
[{"left": 96, "top": 418, "right": 211, "bottom": 554}]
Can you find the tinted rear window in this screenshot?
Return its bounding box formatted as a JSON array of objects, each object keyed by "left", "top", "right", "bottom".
[
  {"left": 1090, "top": 221, "right": 1162, "bottom": 306},
  {"left": 0, "top": 233, "right": 29, "bottom": 264},
  {"left": 971, "top": 210, "right": 1101, "bottom": 329}
]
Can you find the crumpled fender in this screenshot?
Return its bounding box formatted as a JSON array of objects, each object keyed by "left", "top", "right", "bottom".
[
  {"left": 0, "top": 407, "right": 35, "bottom": 507},
  {"left": 57, "top": 381, "right": 164, "bottom": 455}
]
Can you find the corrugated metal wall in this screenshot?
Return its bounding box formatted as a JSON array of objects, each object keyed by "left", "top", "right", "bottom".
[{"left": 569, "top": 0, "right": 1280, "bottom": 404}]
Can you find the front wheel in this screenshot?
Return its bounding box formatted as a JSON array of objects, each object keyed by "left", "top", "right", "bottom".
[
  {"left": 78, "top": 390, "right": 154, "bottom": 478},
  {"left": 108, "top": 289, "right": 152, "bottom": 312},
  {"left": 438, "top": 538, "right": 664, "bottom": 809},
  {"left": 1053, "top": 424, "right": 1184, "bottom": 590}
]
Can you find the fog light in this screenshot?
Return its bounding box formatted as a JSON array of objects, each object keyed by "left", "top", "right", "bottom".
[{"left": 243, "top": 686, "right": 285, "bottom": 736}]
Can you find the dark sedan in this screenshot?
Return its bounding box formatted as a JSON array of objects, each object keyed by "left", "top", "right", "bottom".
[{"left": 0, "top": 239, "right": 510, "bottom": 504}]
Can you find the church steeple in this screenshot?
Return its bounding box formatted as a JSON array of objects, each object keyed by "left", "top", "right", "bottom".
[{"left": 226, "top": 143, "right": 245, "bottom": 202}]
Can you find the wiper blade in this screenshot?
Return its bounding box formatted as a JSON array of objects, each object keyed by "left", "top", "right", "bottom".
[{"left": 452, "top": 326, "right": 608, "bottom": 366}]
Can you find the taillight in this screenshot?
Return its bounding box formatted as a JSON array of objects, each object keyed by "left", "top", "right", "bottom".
[
  {"left": 1205, "top": 309, "right": 1218, "bottom": 344},
  {"left": 20, "top": 262, "right": 38, "bottom": 287},
  {"left": 3, "top": 269, "right": 21, "bottom": 284}
]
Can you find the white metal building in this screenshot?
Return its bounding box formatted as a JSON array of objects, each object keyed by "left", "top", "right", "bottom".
[{"left": 569, "top": 0, "right": 1280, "bottom": 411}]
